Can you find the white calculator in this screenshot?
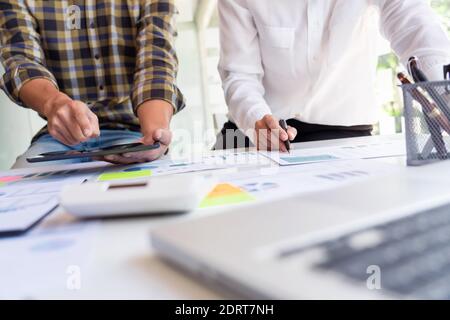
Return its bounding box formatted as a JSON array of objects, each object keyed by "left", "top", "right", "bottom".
[{"left": 60, "top": 175, "right": 216, "bottom": 218}]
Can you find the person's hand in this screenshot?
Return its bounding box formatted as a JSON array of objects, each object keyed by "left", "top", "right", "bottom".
[
  {"left": 255, "top": 115, "right": 297, "bottom": 152},
  {"left": 43, "top": 92, "right": 100, "bottom": 146},
  {"left": 102, "top": 100, "right": 174, "bottom": 164}
]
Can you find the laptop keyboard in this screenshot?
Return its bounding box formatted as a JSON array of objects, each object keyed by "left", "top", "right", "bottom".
[{"left": 283, "top": 202, "right": 450, "bottom": 299}]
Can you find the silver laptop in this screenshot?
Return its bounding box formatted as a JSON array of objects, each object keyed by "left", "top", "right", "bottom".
[{"left": 152, "top": 161, "right": 450, "bottom": 299}]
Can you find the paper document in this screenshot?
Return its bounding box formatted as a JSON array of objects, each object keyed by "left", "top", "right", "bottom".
[
  {"left": 0, "top": 221, "right": 99, "bottom": 299},
  {"left": 97, "top": 151, "right": 270, "bottom": 182},
  {"left": 0, "top": 168, "right": 97, "bottom": 235},
  {"left": 262, "top": 140, "right": 406, "bottom": 166},
  {"left": 207, "top": 159, "right": 400, "bottom": 206}
]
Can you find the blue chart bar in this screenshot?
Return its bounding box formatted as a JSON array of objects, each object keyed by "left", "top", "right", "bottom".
[{"left": 280, "top": 155, "right": 340, "bottom": 164}]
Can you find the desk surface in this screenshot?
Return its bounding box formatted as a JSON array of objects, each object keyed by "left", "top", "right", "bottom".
[{"left": 1, "top": 134, "right": 406, "bottom": 299}]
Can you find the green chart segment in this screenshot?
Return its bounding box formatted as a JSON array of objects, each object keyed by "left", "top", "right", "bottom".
[{"left": 98, "top": 170, "right": 152, "bottom": 181}]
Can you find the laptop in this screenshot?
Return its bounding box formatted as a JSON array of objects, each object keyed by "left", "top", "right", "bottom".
[{"left": 152, "top": 160, "right": 450, "bottom": 299}]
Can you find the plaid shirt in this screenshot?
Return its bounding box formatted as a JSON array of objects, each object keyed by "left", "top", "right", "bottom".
[{"left": 0, "top": 0, "right": 185, "bottom": 138}]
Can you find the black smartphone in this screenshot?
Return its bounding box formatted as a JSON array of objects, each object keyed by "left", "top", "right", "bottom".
[{"left": 26, "top": 142, "right": 161, "bottom": 163}]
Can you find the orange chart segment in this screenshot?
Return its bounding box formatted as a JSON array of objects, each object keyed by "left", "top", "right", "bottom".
[{"left": 200, "top": 183, "right": 255, "bottom": 208}]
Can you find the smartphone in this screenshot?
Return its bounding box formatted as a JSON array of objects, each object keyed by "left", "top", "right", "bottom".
[{"left": 26, "top": 142, "right": 161, "bottom": 163}]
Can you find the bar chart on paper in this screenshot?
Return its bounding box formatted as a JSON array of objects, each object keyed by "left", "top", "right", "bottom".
[
  {"left": 262, "top": 139, "right": 406, "bottom": 166},
  {"left": 215, "top": 159, "right": 401, "bottom": 204}
]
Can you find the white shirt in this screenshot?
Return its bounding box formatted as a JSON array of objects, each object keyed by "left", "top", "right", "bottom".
[{"left": 218, "top": 0, "right": 450, "bottom": 137}]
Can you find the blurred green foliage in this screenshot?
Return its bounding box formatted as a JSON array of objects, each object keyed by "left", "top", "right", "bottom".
[
  {"left": 377, "top": 0, "right": 450, "bottom": 120},
  {"left": 431, "top": 0, "right": 450, "bottom": 33},
  {"left": 378, "top": 0, "right": 450, "bottom": 72}
]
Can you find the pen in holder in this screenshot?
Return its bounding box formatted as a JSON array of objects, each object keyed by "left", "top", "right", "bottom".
[
  {"left": 445, "top": 64, "right": 450, "bottom": 93},
  {"left": 402, "top": 78, "right": 450, "bottom": 166}
]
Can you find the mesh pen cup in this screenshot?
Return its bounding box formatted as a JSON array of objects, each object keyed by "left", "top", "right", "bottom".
[{"left": 402, "top": 80, "right": 450, "bottom": 166}]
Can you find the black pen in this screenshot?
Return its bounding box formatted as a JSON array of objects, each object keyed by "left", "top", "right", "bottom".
[
  {"left": 445, "top": 64, "right": 450, "bottom": 93},
  {"left": 408, "top": 57, "right": 450, "bottom": 121},
  {"left": 278, "top": 119, "right": 291, "bottom": 153}
]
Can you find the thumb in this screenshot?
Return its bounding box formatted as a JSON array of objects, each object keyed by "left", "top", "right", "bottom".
[
  {"left": 141, "top": 128, "right": 172, "bottom": 146},
  {"left": 154, "top": 128, "right": 172, "bottom": 146}
]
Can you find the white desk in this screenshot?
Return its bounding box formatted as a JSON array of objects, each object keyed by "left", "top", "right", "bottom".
[{"left": 1, "top": 134, "right": 407, "bottom": 299}]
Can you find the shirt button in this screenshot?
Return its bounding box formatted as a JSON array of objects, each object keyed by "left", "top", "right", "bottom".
[
  {"left": 99, "top": 85, "right": 104, "bottom": 91},
  {"left": 94, "top": 53, "right": 100, "bottom": 60},
  {"left": 90, "top": 21, "right": 95, "bottom": 28}
]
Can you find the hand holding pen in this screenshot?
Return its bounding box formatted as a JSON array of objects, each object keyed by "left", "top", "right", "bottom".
[
  {"left": 279, "top": 119, "right": 292, "bottom": 153},
  {"left": 254, "top": 115, "right": 297, "bottom": 152}
]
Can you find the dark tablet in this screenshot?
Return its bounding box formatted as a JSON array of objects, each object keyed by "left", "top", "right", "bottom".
[{"left": 26, "top": 142, "right": 161, "bottom": 163}]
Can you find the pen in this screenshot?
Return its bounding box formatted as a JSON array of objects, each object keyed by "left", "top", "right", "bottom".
[
  {"left": 445, "top": 64, "right": 450, "bottom": 93},
  {"left": 402, "top": 63, "right": 448, "bottom": 159},
  {"left": 398, "top": 73, "right": 450, "bottom": 135},
  {"left": 278, "top": 119, "right": 291, "bottom": 153},
  {"left": 408, "top": 57, "right": 450, "bottom": 122}
]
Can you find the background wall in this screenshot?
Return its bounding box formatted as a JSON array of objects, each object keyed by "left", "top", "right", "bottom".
[
  {"left": 0, "top": 65, "right": 46, "bottom": 168},
  {"left": 0, "top": 0, "right": 449, "bottom": 170}
]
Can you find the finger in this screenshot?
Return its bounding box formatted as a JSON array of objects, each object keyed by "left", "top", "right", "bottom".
[
  {"left": 88, "top": 112, "right": 100, "bottom": 137},
  {"left": 51, "top": 120, "right": 78, "bottom": 146},
  {"left": 152, "top": 129, "right": 172, "bottom": 146},
  {"left": 92, "top": 156, "right": 106, "bottom": 162},
  {"left": 265, "top": 116, "right": 288, "bottom": 141},
  {"left": 59, "top": 129, "right": 80, "bottom": 146},
  {"left": 50, "top": 129, "right": 72, "bottom": 146},
  {"left": 278, "top": 127, "right": 289, "bottom": 142},
  {"left": 141, "top": 133, "right": 155, "bottom": 146},
  {"left": 269, "top": 132, "right": 287, "bottom": 153},
  {"left": 103, "top": 155, "right": 145, "bottom": 165},
  {"left": 260, "top": 127, "right": 286, "bottom": 152},
  {"left": 62, "top": 115, "right": 87, "bottom": 143},
  {"left": 263, "top": 125, "right": 285, "bottom": 152},
  {"left": 52, "top": 108, "right": 80, "bottom": 145},
  {"left": 264, "top": 116, "right": 279, "bottom": 130},
  {"left": 287, "top": 126, "right": 297, "bottom": 141},
  {"left": 257, "top": 124, "right": 280, "bottom": 152},
  {"left": 55, "top": 106, "right": 87, "bottom": 143},
  {"left": 256, "top": 126, "right": 271, "bottom": 151},
  {"left": 122, "top": 145, "right": 168, "bottom": 162},
  {"left": 278, "top": 139, "right": 288, "bottom": 153},
  {"left": 71, "top": 101, "right": 94, "bottom": 137},
  {"left": 257, "top": 139, "right": 270, "bottom": 152}
]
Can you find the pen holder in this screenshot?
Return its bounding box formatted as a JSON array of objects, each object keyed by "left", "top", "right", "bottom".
[{"left": 402, "top": 80, "right": 450, "bottom": 166}]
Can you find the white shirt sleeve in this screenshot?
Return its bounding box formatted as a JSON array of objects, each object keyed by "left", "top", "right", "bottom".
[
  {"left": 218, "top": 0, "right": 272, "bottom": 137},
  {"left": 379, "top": 0, "right": 450, "bottom": 80}
]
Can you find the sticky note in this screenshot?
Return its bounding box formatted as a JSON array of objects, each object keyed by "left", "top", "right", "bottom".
[
  {"left": 0, "top": 176, "right": 23, "bottom": 183},
  {"left": 98, "top": 170, "right": 152, "bottom": 181},
  {"left": 200, "top": 183, "right": 255, "bottom": 208}
]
